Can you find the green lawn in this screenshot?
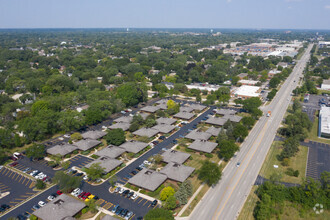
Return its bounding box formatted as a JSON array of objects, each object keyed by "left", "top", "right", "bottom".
[
  {"left": 259, "top": 141, "right": 308, "bottom": 184},
  {"left": 307, "top": 113, "right": 330, "bottom": 145}
]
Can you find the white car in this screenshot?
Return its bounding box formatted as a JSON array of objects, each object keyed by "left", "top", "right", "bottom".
[
  {"left": 47, "top": 195, "right": 55, "bottom": 201},
  {"left": 131, "top": 193, "right": 138, "bottom": 200},
  {"left": 83, "top": 175, "right": 88, "bottom": 181},
  {"left": 38, "top": 201, "right": 46, "bottom": 207},
  {"left": 63, "top": 134, "right": 70, "bottom": 138},
  {"left": 118, "top": 188, "right": 125, "bottom": 194},
  {"left": 71, "top": 188, "right": 81, "bottom": 196},
  {"left": 143, "top": 160, "right": 151, "bottom": 166}
]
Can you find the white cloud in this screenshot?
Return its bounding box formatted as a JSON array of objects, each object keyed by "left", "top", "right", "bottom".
[{"left": 325, "top": 5, "right": 330, "bottom": 9}]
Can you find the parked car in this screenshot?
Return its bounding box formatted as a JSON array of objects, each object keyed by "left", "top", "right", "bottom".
[
  {"left": 172, "top": 139, "right": 178, "bottom": 144},
  {"left": 114, "top": 187, "right": 121, "bottom": 193},
  {"left": 85, "top": 194, "right": 95, "bottom": 202},
  {"left": 32, "top": 205, "right": 40, "bottom": 210},
  {"left": 122, "top": 190, "right": 130, "bottom": 196},
  {"left": 131, "top": 193, "right": 138, "bottom": 200},
  {"left": 131, "top": 170, "right": 138, "bottom": 175},
  {"left": 120, "top": 209, "right": 128, "bottom": 217},
  {"left": 78, "top": 192, "right": 85, "bottom": 199},
  {"left": 56, "top": 190, "right": 63, "bottom": 195},
  {"left": 151, "top": 199, "right": 158, "bottom": 207},
  {"left": 23, "top": 167, "right": 31, "bottom": 173},
  {"left": 115, "top": 207, "right": 123, "bottom": 215},
  {"left": 111, "top": 205, "right": 119, "bottom": 213},
  {"left": 118, "top": 188, "right": 125, "bottom": 194},
  {"left": 136, "top": 166, "right": 143, "bottom": 171},
  {"left": 125, "top": 211, "right": 134, "bottom": 220},
  {"left": 159, "top": 136, "right": 166, "bottom": 140},
  {"left": 143, "top": 160, "right": 151, "bottom": 166},
  {"left": 127, "top": 191, "right": 134, "bottom": 198},
  {"left": 47, "top": 195, "right": 55, "bottom": 201},
  {"left": 38, "top": 201, "right": 46, "bottom": 207},
  {"left": 71, "top": 188, "right": 81, "bottom": 196},
  {"left": 10, "top": 162, "right": 18, "bottom": 167}
]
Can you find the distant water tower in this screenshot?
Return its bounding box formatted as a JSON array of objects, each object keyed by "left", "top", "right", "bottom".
[{"left": 210, "top": 29, "right": 214, "bottom": 34}]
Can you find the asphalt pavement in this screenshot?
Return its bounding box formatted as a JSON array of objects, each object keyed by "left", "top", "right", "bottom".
[{"left": 189, "top": 44, "right": 314, "bottom": 220}]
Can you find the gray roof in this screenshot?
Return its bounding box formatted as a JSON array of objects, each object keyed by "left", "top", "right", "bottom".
[
  {"left": 140, "top": 105, "right": 161, "bottom": 113},
  {"left": 173, "top": 111, "right": 195, "bottom": 120},
  {"left": 156, "top": 99, "right": 170, "bottom": 104},
  {"left": 188, "top": 140, "right": 218, "bottom": 153},
  {"left": 114, "top": 116, "right": 133, "bottom": 123},
  {"left": 128, "top": 168, "right": 167, "bottom": 191},
  {"left": 46, "top": 144, "right": 78, "bottom": 156},
  {"left": 85, "top": 156, "right": 122, "bottom": 173},
  {"left": 95, "top": 145, "right": 125, "bottom": 158},
  {"left": 81, "top": 130, "right": 107, "bottom": 140},
  {"left": 161, "top": 149, "right": 190, "bottom": 164},
  {"left": 138, "top": 113, "right": 149, "bottom": 120},
  {"left": 222, "top": 114, "right": 242, "bottom": 123},
  {"left": 101, "top": 215, "right": 118, "bottom": 220},
  {"left": 160, "top": 162, "right": 195, "bottom": 182},
  {"left": 238, "top": 73, "right": 248, "bottom": 78},
  {"left": 180, "top": 106, "right": 194, "bottom": 113},
  {"left": 205, "top": 117, "right": 227, "bottom": 126},
  {"left": 156, "top": 117, "right": 176, "bottom": 125},
  {"left": 206, "top": 126, "right": 221, "bottom": 136},
  {"left": 185, "top": 130, "right": 212, "bottom": 141},
  {"left": 119, "top": 140, "right": 149, "bottom": 153},
  {"left": 73, "top": 139, "right": 101, "bottom": 151},
  {"left": 33, "top": 194, "right": 85, "bottom": 220},
  {"left": 109, "top": 122, "right": 130, "bottom": 131},
  {"left": 190, "top": 104, "right": 206, "bottom": 111},
  {"left": 133, "top": 127, "right": 159, "bottom": 138},
  {"left": 158, "top": 103, "right": 168, "bottom": 110},
  {"left": 215, "top": 109, "right": 237, "bottom": 115},
  {"left": 152, "top": 124, "right": 176, "bottom": 134}
]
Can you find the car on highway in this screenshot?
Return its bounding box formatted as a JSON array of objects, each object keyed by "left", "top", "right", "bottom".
[{"left": 236, "top": 162, "right": 241, "bottom": 167}]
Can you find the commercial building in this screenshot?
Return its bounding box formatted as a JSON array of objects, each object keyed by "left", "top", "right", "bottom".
[
  {"left": 238, "top": 80, "right": 259, "bottom": 86},
  {"left": 46, "top": 144, "right": 78, "bottom": 156},
  {"left": 321, "top": 79, "right": 330, "bottom": 90},
  {"left": 128, "top": 169, "right": 167, "bottom": 191},
  {"left": 81, "top": 130, "right": 107, "bottom": 140},
  {"left": 188, "top": 140, "right": 218, "bottom": 153},
  {"left": 85, "top": 156, "right": 122, "bottom": 173},
  {"left": 161, "top": 149, "right": 191, "bottom": 164},
  {"left": 319, "top": 106, "right": 330, "bottom": 138},
  {"left": 73, "top": 139, "right": 101, "bottom": 151},
  {"left": 33, "top": 194, "right": 85, "bottom": 220},
  {"left": 118, "top": 140, "right": 149, "bottom": 153},
  {"left": 231, "top": 85, "right": 261, "bottom": 99},
  {"left": 95, "top": 145, "right": 125, "bottom": 158},
  {"left": 185, "top": 130, "right": 212, "bottom": 141},
  {"left": 160, "top": 162, "right": 195, "bottom": 182},
  {"left": 133, "top": 128, "right": 159, "bottom": 138}
]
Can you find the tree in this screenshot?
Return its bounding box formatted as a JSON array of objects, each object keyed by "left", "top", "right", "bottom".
[
  {"left": 242, "top": 116, "right": 255, "bottom": 129},
  {"left": 144, "top": 208, "right": 174, "bottom": 220},
  {"left": 198, "top": 160, "right": 222, "bottom": 186},
  {"left": 109, "top": 176, "right": 118, "bottom": 187},
  {"left": 35, "top": 179, "right": 46, "bottom": 190},
  {"left": 217, "top": 128, "right": 228, "bottom": 143},
  {"left": 85, "top": 199, "right": 98, "bottom": 213},
  {"left": 196, "top": 93, "right": 202, "bottom": 102},
  {"left": 167, "top": 100, "right": 180, "bottom": 114},
  {"left": 105, "top": 128, "right": 126, "bottom": 146},
  {"left": 175, "top": 180, "right": 193, "bottom": 206},
  {"left": 218, "top": 140, "right": 239, "bottom": 161},
  {"left": 269, "top": 77, "right": 281, "bottom": 89},
  {"left": 129, "top": 122, "right": 140, "bottom": 132},
  {"left": 52, "top": 171, "right": 82, "bottom": 193},
  {"left": 233, "top": 124, "right": 249, "bottom": 142},
  {"left": 70, "top": 132, "right": 82, "bottom": 141},
  {"left": 26, "top": 144, "right": 45, "bottom": 160},
  {"left": 160, "top": 186, "right": 175, "bottom": 201},
  {"left": 165, "top": 195, "right": 177, "bottom": 210},
  {"left": 85, "top": 163, "right": 105, "bottom": 181},
  {"left": 61, "top": 161, "right": 71, "bottom": 170},
  {"left": 242, "top": 97, "right": 262, "bottom": 113}
]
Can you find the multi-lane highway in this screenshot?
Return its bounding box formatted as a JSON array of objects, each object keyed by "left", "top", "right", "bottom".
[{"left": 189, "top": 44, "right": 313, "bottom": 220}]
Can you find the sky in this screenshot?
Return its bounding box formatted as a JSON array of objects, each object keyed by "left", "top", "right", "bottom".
[{"left": 0, "top": 0, "right": 329, "bottom": 30}]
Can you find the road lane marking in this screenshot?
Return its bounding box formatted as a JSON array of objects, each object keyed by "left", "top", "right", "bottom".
[{"left": 213, "top": 121, "right": 269, "bottom": 220}]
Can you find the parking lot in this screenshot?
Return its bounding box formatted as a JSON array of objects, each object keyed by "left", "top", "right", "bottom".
[
  {"left": 303, "top": 141, "right": 330, "bottom": 179},
  {"left": 0, "top": 167, "right": 36, "bottom": 215},
  {"left": 14, "top": 157, "right": 56, "bottom": 178},
  {"left": 302, "top": 94, "right": 323, "bottom": 122},
  {"left": 68, "top": 155, "right": 94, "bottom": 169}
]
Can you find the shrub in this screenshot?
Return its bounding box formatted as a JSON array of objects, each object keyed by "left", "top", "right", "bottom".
[
  {"left": 282, "top": 158, "right": 290, "bottom": 166},
  {"left": 205, "top": 153, "right": 213, "bottom": 158},
  {"left": 81, "top": 208, "right": 88, "bottom": 214},
  {"left": 91, "top": 154, "right": 100, "bottom": 159},
  {"left": 160, "top": 186, "right": 175, "bottom": 201},
  {"left": 35, "top": 179, "right": 46, "bottom": 189}
]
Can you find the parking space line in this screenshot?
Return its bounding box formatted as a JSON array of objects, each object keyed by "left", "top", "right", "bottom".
[
  {"left": 95, "top": 199, "right": 105, "bottom": 205},
  {"left": 15, "top": 198, "right": 26, "bottom": 201},
  {"left": 143, "top": 200, "right": 148, "bottom": 206},
  {"left": 10, "top": 201, "right": 20, "bottom": 204},
  {"left": 11, "top": 173, "right": 18, "bottom": 179},
  {"left": 29, "top": 182, "right": 35, "bottom": 188},
  {"left": 153, "top": 204, "right": 158, "bottom": 209},
  {"left": 19, "top": 175, "right": 24, "bottom": 183},
  {"left": 103, "top": 202, "right": 113, "bottom": 210},
  {"left": 0, "top": 168, "right": 5, "bottom": 174},
  {"left": 8, "top": 171, "right": 14, "bottom": 178},
  {"left": 138, "top": 198, "right": 144, "bottom": 204},
  {"left": 26, "top": 192, "right": 35, "bottom": 195},
  {"left": 148, "top": 203, "right": 151, "bottom": 208},
  {"left": 25, "top": 179, "right": 31, "bottom": 186},
  {"left": 130, "top": 214, "right": 135, "bottom": 220},
  {"left": 15, "top": 173, "right": 21, "bottom": 181},
  {"left": 4, "top": 169, "right": 10, "bottom": 176}
]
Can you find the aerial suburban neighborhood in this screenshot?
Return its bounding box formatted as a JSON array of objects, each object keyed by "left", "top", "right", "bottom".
[{"left": 0, "top": 1, "right": 330, "bottom": 220}]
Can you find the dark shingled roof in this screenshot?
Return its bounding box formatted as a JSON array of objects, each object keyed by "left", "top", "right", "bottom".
[
  {"left": 46, "top": 144, "right": 78, "bottom": 156},
  {"left": 72, "top": 139, "right": 101, "bottom": 151},
  {"left": 185, "top": 130, "right": 212, "bottom": 141},
  {"left": 33, "top": 194, "right": 85, "bottom": 220},
  {"left": 161, "top": 149, "right": 190, "bottom": 164},
  {"left": 152, "top": 124, "right": 176, "bottom": 134},
  {"left": 81, "top": 130, "right": 107, "bottom": 140},
  {"left": 118, "top": 140, "right": 149, "bottom": 153},
  {"left": 85, "top": 156, "right": 122, "bottom": 173},
  {"left": 95, "top": 145, "right": 125, "bottom": 158},
  {"left": 133, "top": 128, "right": 159, "bottom": 138},
  {"left": 173, "top": 111, "right": 195, "bottom": 120},
  {"left": 188, "top": 140, "right": 218, "bottom": 153},
  {"left": 128, "top": 169, "right": 167, "bottom": 191},
  {"left": 160, "top": 162, "right": 195, "bottom": 182},
  {"left": 205, "top": 117, "right": 227, "bottom": 126},
  {"left": 156, "top": 117, "right": 176, "bottom": 125},
  {"left": 109, "top": 122, "right": 130, "bottom": 131}
]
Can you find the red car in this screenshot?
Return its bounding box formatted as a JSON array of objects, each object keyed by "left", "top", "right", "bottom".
[
  {"left": 10, "top": 162, "right": 18, "bottom": 167},
  {"left": 56, "top": 190, "right": 63, "bottom": 195},
  {"left": 78, "top": 192, "right": 86, "bottom": 199},
  {"left": 82, "top": 192, "right": 91, "bottom": 200}
]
